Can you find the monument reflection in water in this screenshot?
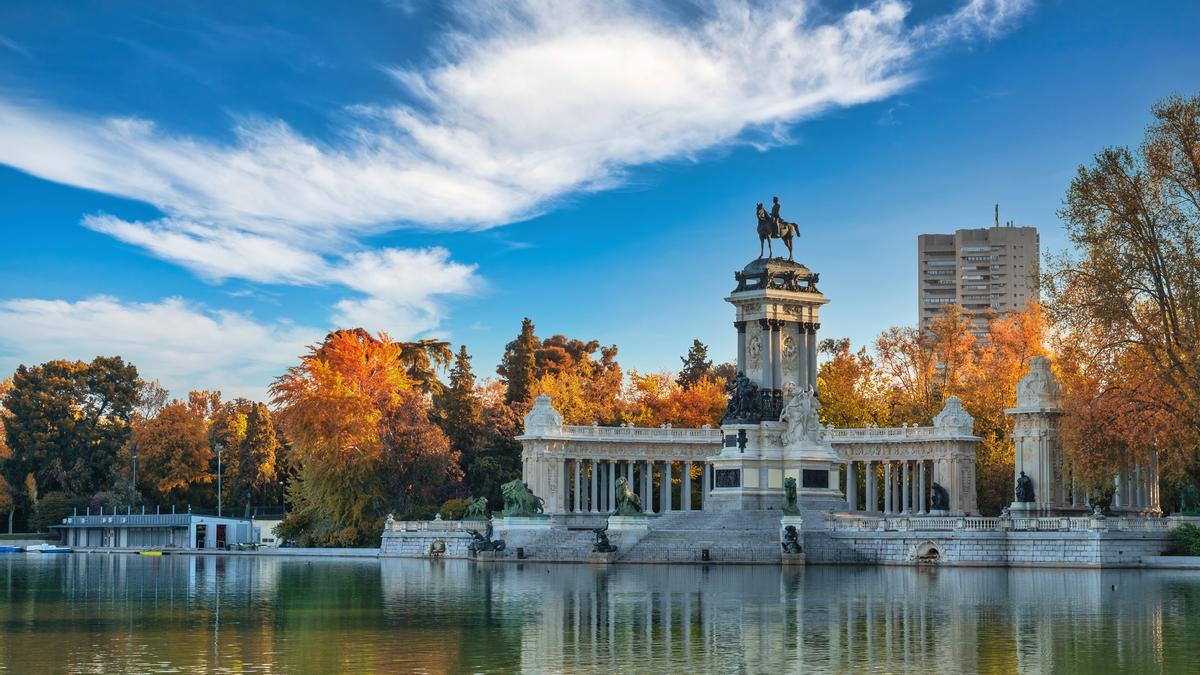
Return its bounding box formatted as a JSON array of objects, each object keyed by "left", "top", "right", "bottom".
[{"left": 2, "top": 555, "right": 1198, "bottom": 673}]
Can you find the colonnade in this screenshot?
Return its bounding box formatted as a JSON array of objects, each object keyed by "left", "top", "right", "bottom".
[
  {"left": 843, "top": 459, "right": 938, "bottom": 514},
  {"left": 735, "top": 320, "right": 818, "bottom": 392},
  {"left": 1112, "top": 459, "right": 1161, "bottom": 514},
  {"left": 559, "top": 459, "right": 708, "bottom": 514}
]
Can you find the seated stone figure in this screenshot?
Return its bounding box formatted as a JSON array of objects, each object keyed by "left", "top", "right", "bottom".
[
  {"left": 591, "top": 524, "right": 618, "bottom": 554},
  {"left": 930, "top": 482, "right": 950, "bottom": 512},
  {"left": 781, "top": 525, "right": 802, "bottom": 554},
  {"left": 613, "top": 477, "right": 643, "bottom": 516},
  {"left": 782, "top": 476, "right": 801, "bottom": 515}
]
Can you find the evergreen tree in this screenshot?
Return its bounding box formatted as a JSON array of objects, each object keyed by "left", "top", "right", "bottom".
[
  {"left": 239, "top": 402, "right": 280, "bottom": 516},
  {"left": 498, "top": 317, "right": 540, "bottom": 410},
  {"left": 434, "top": 346, "right": 484, "bottom": 477},
  {"left": 677, "top": 339, "right": 714, "bottom": 389}
]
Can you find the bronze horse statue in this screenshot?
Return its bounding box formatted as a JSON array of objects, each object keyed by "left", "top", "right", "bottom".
[{"left": 756, "top": 202, "right": 798, "bottom": 260}]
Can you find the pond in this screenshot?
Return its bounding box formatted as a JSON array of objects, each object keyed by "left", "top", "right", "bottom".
[{"left": 2, "top": 554, "right": 1199, "bottom": 673}]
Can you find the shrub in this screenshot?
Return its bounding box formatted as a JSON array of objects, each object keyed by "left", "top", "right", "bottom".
[
  {"left": 439, "top": 498, "right": 471, "bottom": 520},
  {"left": 1171, "top": 523, "right": 1200, "bottom": 556},
  {"left": 29, "top": 492, "right": 74, "bottom": 532}
]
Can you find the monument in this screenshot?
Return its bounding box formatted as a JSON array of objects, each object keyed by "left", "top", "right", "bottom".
[
  {"left": 1007, "top": 356, "right": 1087, "bottom": 515},
  {"left": 708, "top": 198, "right": 846, "bottom": 511}
]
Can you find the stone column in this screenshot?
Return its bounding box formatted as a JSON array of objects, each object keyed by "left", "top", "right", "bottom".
[
  {"left": 797, "top": 324, "right": 809, "bottom": 392},
  {"left": 1113, "top": 472, "right": 1124, "bottom": 509},
  {"left": 644, "top": 461, "right": 654, "bottom": 514},
  {"left": 735, "top": 321, "right": 747, "bottom": 374},
  {"left": 590, "top": 460, "right": 599, "bottom": 513},
  {"left": 608, "top": 462, "right": 616, "bottom": 512},
  {"left": 884, "top": 463, "right": 893, "bottom": 514},
  {"left": 846, "top": 461, "right": 858, "bottom": 512},
  {"left": 918, "top": 461, "right": 927, "bottom": 514},
  {"left": 865, "top": 461, "right": 875, "bottom": 512},
  {"left": 576, "top": 456, "right": 585, "bottom": 509},
  {"left": 772, "top": 322, "right": 784, "bottom": 392},
  {"left": 683, "top": 461, "right": 693, "bottom": 511},
  {"left": 902, "top": 461, "right": 911, "bottom": 513},
  {"left": 662, "top": 462, "right": 673, "bottom": 512},
  {"left": 806, "top": 325, "right": 818, "bottom": 390}
]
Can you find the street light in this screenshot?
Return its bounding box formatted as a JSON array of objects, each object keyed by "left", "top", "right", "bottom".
[{"left": 215, "top": 442, "right": 224, "bottom": 517}]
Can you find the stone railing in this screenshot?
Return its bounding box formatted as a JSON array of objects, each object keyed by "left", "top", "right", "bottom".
[
  {"left": 828, "top": 425, "right": 938, "bottom": 441},
  {"left": 828, "top": 514, "right": 1196, "bottom": 533},
  {"left": 386, "top": 520, "right": 484, "bottom": 533},
  {"left": 548, "top": 424, "right": 724, "bottom": 442}
]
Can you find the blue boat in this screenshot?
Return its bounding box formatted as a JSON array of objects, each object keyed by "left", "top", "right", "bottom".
[{"left": 0, "top": 546, "right": 22, "bottom": 553}]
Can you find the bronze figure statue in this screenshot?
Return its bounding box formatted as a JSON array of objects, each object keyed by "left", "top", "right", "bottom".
[
  {"left": 930, "top": 482, "right": 950, "bottom": 511},
  {"left": 1015, "top": 471, "right": 1035, "bottom": 503},
  {"left": 591, "top": 524, "right": 618, "bottom": 553},
  {"left": 467, "top": 522, "right": 506, "bottom": 555},
  {"left": 781, "top": 525, "right": 802, "bottom": 554},
  {"left": 756, "top": 196, "right": 799, "bottom": 260}
]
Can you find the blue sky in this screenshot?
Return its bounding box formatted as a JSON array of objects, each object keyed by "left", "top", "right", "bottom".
[{"left": 0, "top": 1, "right": 1197, "bottom": 400}]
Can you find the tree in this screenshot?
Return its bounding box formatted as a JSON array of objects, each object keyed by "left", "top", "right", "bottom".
[
  {"left": 498, "top": 318, "right": 541, "bottom": 411},
  {"left": 1046, "top": 93, "right": 1200, "bottom": 481},
  {"left": 624, "top": 371, "right": 728, "bottom": 428},
  {"left": 238, "top": 402, "right": 280, "bottom": 516},
  {"left": 816, "top": 338, "right": 891, "bottom": 428},
  {"left": 434, "top": 346, "right": 485, "bottom": 478},
  {"left": 135, "top": 401, "right": 213, "bottom": 501},
  {"left": 677, "top": 340, "right": 714, "bottom": 389},
  {"left": 398, "top": 339, "right": 453, "bottom": 395},
  {"left": 272, "top": 329, "right": 460, "bottom": 545},
  {"left": 2, "top": 357, "right": 139, "bottom": 497}
]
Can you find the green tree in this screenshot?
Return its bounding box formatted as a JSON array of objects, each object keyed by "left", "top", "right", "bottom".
[
  {"left": 677, "top": 339, "right": 714, "bottom": 389},
  {"left": 434, "top": 346, "right": 484, "bottom": 479},
  {"left": 238, "top": 402, "right": 280, "bottom": 516},
  {"left": 2, "top": 356, "right": 139, "bottom": 497},
  {"left": 498, "top": 318, "right": 540, "bottom": 411},
  {"left": 398, "top": 339, "right": 453, "bottom": 395}
]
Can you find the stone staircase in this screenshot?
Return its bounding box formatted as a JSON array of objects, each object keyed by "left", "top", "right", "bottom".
[
  {"left": 619, "top": 510, "right": 783, "bottom": 563},
  {"left": 493, "top": 528, "right": 594, "bottom": 562}
]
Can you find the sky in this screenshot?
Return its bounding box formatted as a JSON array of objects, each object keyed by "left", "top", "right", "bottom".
[{"left": 0, "top": 1, "right": 1198, "bottom": 401}]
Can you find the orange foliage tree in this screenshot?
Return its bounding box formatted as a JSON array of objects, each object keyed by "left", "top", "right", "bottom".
[
  {"left": 133, "top": 400, "right": 213, "bottom": 501},
  {"left": 271, "top": 329, "right": 460, "bottom": 545},
  {"left": 622, "top": 372, "right": 727, "bottom": 428}
]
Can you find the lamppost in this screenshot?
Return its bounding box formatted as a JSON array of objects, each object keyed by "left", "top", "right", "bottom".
[{"left": 215, "top": 442, "right": 224, "bottom": 517}]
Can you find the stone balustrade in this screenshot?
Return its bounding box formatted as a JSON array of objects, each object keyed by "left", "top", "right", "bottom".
[
  {"left": 553, "top": 424, "right": 723, "bottom": 441},
  {"left": 827, "top": 514, "right": 1200, "bottom": 533}
]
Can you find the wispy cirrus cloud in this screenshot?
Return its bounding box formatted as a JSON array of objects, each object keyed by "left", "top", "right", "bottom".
[{"left": 0, "top": 0, "right": 1032, "bottom": 385}]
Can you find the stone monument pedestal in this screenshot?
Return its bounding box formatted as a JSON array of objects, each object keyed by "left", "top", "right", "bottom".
[
  {"left": 782, "top": 552, "right": 806, "bottom": 567},
  {"left": 607, "top": 515, "right": 651, "bottom": 550},
  {"left": 493, "top": 516, "right": 552, "bottom": 531},
  {"left": 472, "top": 550, "right": 496, "bottom": 561},
  {"left": 589, "top": 551, "right": 619, "bottom": 564}
]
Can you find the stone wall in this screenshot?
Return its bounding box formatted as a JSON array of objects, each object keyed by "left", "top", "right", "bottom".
[
  {"left": 805, "top": 529, "right": 1175, "bottom": 568},
  {"left": 380, "top": 529, "right": 475, "bottom": 559}
]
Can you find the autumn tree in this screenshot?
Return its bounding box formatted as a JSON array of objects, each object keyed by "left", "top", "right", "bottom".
[
  {"left": 272, "top": 329, "right": 460, "bottom": 545},
  {"left": 816, "top": 338, "right": 891, "bottom": 428},
  {"left": 677, "top": 340, "right": 714, "bottom": 389},
  {"left": 0, "top": 378, "right": 12, "bottom": 532},
  {"left": 623, "top": 371, "right": 728, "bottom": 428},
  {"left": 134, "top": 400, "right": 213, "bottom": 502},
  {"left": 1046, "top": 92, "right": 1200, "bottom": 484},
  {"left": 2, "top": 357, "right": 139, "bottom": 497}
]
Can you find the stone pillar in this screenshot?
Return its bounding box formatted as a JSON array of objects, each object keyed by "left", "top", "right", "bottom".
[
  {"left": 735, "top": 322, "right": 747, "bottom": 374},
  {"left": 865, "top": 461, "right": 875, "bottom": 512},
  {"left": 663, "top": 462, "right": 673, "bottom": 512},
  {"left": 771, "top": 322, "right": 783, "bottom": 392},
  {"left": 644, "top": 461, "right": 654, "bottom": 514},
  {"left": 884, "top": 463, "right": 893, "bottom": 515},
  {"left": 590, "top": 460, "right": 599, "bottom": 513},
  {"left": 846, "top": 461, "right": 858, "bottom": 512},
  {"left": 608, "top": 462, "right": 616, "bottom": 513},
  {"left": 796, "top": 324, "right": 809, "bottom": 392},
  {"left": 806, "top": 326, "right": 818, "bottom": 390},
  {"left": 902, "top": 461, "right": 911, "bottom": 513},
  {"left": 573, "top": 459, "right": 581, "bottom": 512},
  {"left": 1114, "top": 472, "right": 1124, "bottom": 509},
  {"left": 683, "top": 461, "right": 693, "bottom": 511},
  {"left": 760, "top": 319, "right": 773, "bottom": 390},
  {"left": 918, "top": 461, "right": 927, "bottom": 514}
]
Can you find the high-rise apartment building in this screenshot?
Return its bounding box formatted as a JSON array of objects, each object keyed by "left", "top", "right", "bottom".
[{"left": 918, "top": 209, "right": 1038, "bottom": 337}]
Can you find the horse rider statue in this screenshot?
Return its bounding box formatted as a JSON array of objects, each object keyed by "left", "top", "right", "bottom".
[{"left": 756, "top": 196, "right": 799, "bottom": 260}]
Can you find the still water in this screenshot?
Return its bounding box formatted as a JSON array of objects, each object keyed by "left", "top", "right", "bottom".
[{"left": 1, "top": 554, "right": 1198, "bottom": 673}]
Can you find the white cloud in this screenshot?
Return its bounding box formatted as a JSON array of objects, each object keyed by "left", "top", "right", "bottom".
[
  {"left": 0, "top": 1, "right": 1031, "bottom": 241},
  {"left": 0, "top": 296, "right": 318, "bottom": 400},
  {"left": 0, "top": 0, "right": 1032, "bottom": 389}
]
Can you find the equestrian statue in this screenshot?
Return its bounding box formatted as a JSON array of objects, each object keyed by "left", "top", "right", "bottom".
[{"left": 756, "top": 195, "right": 799, "bottom": 260}]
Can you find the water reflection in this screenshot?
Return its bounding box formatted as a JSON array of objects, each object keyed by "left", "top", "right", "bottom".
[{"left": 2, "top": 554, "right": 1198, "bottom": 673}]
